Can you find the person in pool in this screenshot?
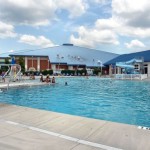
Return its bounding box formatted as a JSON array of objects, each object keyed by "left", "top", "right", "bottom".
[
  {"left": 40, "top": 75, "right": 45, "bottom": 82},
  {"left": 52, "top": 77, "right": 55, "bottom": 83},
  {"left": 45, "top": 74, "right": 51, "bottom": 83}
]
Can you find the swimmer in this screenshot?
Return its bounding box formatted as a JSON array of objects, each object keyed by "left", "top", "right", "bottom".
[
  {"left": 65, "top": 82, "right": 68, "bottom": 86},
  {"left": 52, "top": 77, "right": 55, "bottom": 83}
]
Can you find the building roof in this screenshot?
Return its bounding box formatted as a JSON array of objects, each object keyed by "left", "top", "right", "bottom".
[
  {"left": 105, "top": 50, "right": 150, "bottom": 65},
  {"left": 10, "top": 44, "right": 119, "bottom": 67}
]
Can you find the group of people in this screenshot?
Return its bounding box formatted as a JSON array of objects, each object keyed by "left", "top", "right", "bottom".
[
  {"left": 40, "top": 74, "right": 55, "bottom": 83},
  {"left": 29, "top": 74, "right": 35, "bottom": 80}
]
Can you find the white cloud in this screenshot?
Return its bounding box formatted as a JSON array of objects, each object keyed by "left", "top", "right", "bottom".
[
  {"left": 0, "top": 0, "right": 57, "bottom": 26},
  {"left": 0, "top": 22, "right": 17, "bottom": 39},
  {"left": 70, "top": 19, "right": 119, "bottom": 48},
  {"left": 111, "top": 0, "right": 150, "bottom": 38},
  {"left": 93, "top": 0, "right": 110, "bottom": 4},
  {"left": 112, "top": 0, "right": 150, "bottom": 28},
  {"left": 70, "top": 0, "right": 150, "bottom": 49},
  {"left": 125, "top": 40, "right": 146, "bottom": 49},
  {"left": 8, "top": 49, "right": 15, "bottom": 53},
  {"left": 56, "top": 0, "right": 87, "bottom": 18},
  {"left": 95, "top": 18, "right": 120, "bottom": 29},
  {"left": 70, "top": 27, "right": 119, "bottom": 47},
  {"left": 0, "top": 0, "right": 87, "bottom": 27},
  {"left": 19, "top": 35, "right": 55, "bottom": 47}
]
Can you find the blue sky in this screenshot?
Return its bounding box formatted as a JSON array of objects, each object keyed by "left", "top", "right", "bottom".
[{"left": 0, "top": 0, "right": 150, "bottom": 56}]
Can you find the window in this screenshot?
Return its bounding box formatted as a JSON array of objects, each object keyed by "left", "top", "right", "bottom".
[
  {"left": 144, "top": 64, "right": 148, "bottom": 74},
  {"left": 134, "top": 64, "right": 139, "bottom": 70},
  {"left": 144, "top": 64, "right": 148, "bottom": 67}
]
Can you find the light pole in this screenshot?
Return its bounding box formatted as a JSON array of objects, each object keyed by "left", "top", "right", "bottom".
[
  {"left": 56, "top": 54, "right": 60, "bottom": 71},
  {"left": 97, "top": 60, "right": 102, "bottom": 76},
  {"left": 47, "top": 59, "right": 49, "bottom": 70},
  {"left": 32, "top": 56, "right": 33, "bottom": 68}
]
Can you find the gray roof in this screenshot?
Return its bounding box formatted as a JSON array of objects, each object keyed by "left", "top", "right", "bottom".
[{"left": 10, "top": 44, "right": 119, "bottom": 67}]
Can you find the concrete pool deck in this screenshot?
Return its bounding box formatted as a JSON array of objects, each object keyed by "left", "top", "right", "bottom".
[
  {"left": 0, "top": 76, "right": 82, "bottom": 89},
  {"left": 0, "top": 81, "right": 52, "bottom": 89},
  {"left": 0, "top": 104, "right": 150, "bottom": 150}
]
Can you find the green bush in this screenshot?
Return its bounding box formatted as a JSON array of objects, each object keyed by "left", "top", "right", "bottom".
[
  {"left": 18, "top": 57, "right": 25, "bottom": 73},
  {"left": 25, "top": 70, "right": 53, "bottom": 76},
  {"left": 61, "top": 70, "right": 75, "bottom": 75},
  {"left": 25, "top": 71, "right": 35, "bottom": 76},
  {"left": 76, "top": 69, "right": 87, "bottom": 76},
  {"left": 93, "top": 68, "right": 101, "bottom": 75},
  {"left": 61, "top": 69, "right": 87, "bottom": 76},
  {"left": 0, "top": 66, "right": 9, "bottom": 72},
  {"left": 41, "top": 70, "right": 53, "bottom": 75}
]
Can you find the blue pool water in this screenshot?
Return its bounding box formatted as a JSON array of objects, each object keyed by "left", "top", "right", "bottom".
[{"left": 0, "top": 77, "right": 150, "bottom": 127}]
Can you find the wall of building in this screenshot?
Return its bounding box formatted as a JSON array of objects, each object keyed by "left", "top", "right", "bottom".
[
  {"left": 73, "top": 66, "right": 78, "bottom": 70},
  {"left": 34, "top": 58, "right": 70, "bottom": 71},
  {"left": 27, "top": 58, "right": 37, "bottom": 71},
  {"left": 108, "top": 62, "right": 150, "bottom": 78},
  {"left": 40, "top": 59, "right": 49, "bottom": 71},
  {"left": 24, "top": 56, "right": 51, "bottom": 71},
  {"left": 68, "top": 66, "right": 73, "bottom": 70},
  {"left": 14, "top": 55, "right": 150, "bottom": 77},
  {"left": 56, "top": 64, "right": 68, "bottom": 70}
]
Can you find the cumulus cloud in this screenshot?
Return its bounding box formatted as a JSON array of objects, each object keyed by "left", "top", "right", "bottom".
[
  {"left": 0, "top": 22, "right": 17, "bottom": 39},
  {"left": 111, "top": 0, "right": 150, "bottom": 38},
  {"left": 112, "top": 0, "right": 150, "bottom": 28},
  {"left": 0, "top": 0, "right": 87, "bottom": 26},
  {"left": 95, "top": 18, "right": 120, "bottom": 29},
  {"left": 125, "top": 39, "right": 146, "bottom": 49},
  {"left": 70, "top": 19, "right": 119, "bottom": 48},
  {"left": 0, "top": 0, "right": 56, "bottom": 26},
  {"left": 56, "top": 0, "right": 87, "bottom": 18},
  {"left": 8, "top": 49, "right": 15, "bottom": 53},
  {"left": 19, "top": 35, "right": 55, "bottom": 47},
  {"left": 93, "top": 0, "right": 111, "bottom": 4},
  {"left": 70, "top": 0, "right": 150, "bottom": 49}
]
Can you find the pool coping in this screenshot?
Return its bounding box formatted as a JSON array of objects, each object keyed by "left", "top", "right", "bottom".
[
  {"left": 0, "top": 81, "right": 53, "bottom": 89},
  {"left": 0, "top": 104, "right": 149, "bottom": 150}
]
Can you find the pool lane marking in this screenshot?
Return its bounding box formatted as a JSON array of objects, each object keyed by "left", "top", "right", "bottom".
[{"left": 5, "top": 120, "right": 122, "bottom": 150}]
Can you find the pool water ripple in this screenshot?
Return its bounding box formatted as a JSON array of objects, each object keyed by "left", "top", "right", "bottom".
[{"left": 0, "top": 77, "right": 150, "bottom": 127}]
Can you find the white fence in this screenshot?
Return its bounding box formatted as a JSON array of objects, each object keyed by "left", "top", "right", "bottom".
[{"left": 115, "top": 74, "right": 148, "bottom": 80}]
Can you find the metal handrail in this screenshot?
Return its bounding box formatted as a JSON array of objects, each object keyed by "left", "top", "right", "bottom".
[
  {"left": 10, "top": 64, "right": 22, "bottom": 82},
  {"left": 0, "top": 64, "right": 22, "bottom": 89},
  {"left": 16, "top": 64, "right": 22, "bottom": 81},
  {"left": 3, "top": 66, "right": 11, "bottom": 78}
]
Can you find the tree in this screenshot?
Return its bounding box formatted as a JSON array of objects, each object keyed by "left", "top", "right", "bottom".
[
  {"left": 5, "top": 58, "right": 10, "bottom": 64},
  {"left": 18, "top": 57, "right": 25, "bottom": 73},
  {"left": 93, "top": 67, "right": 101, "bottom": 75},
  {"left": 2, "top": 57, "right": 10, "bottom": 71}
]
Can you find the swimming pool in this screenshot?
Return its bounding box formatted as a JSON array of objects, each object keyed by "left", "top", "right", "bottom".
[{"left": 0, "top": 77, "right": 150, "bottom": 127}]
